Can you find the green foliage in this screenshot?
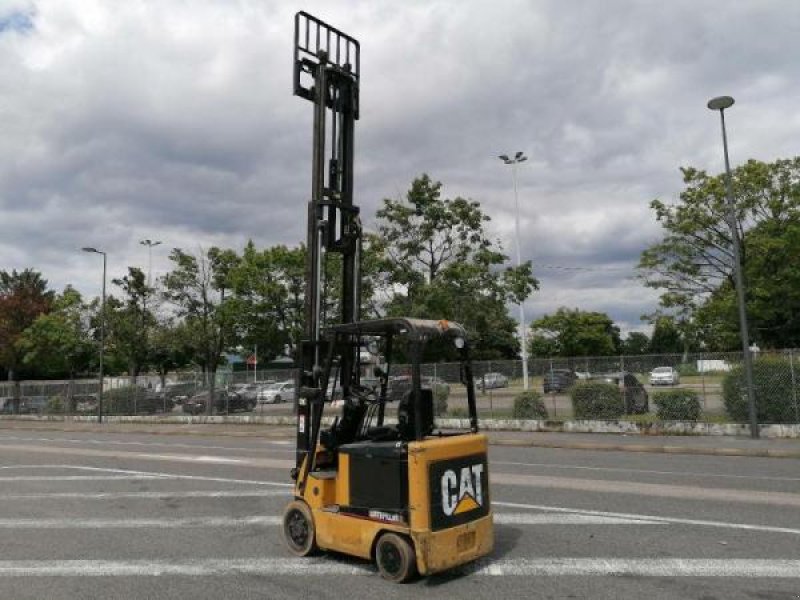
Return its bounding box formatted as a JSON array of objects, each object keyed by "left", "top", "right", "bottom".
[
  {"left": 621, "top": 332, "right": 650, "bottom": 355},
  {"left": 18, "top": 287, "right": 94, "bottom": 379},
  {"left": 722, "top": 357, "right": 799, "bottom": 424},
  {"left": 432, "top": 383, "right": 449, "bottom": 416},
  {"left": 373, "top": 174, "right": 538, "bottom": 360},
  {"left": 107, "top": 268, "right": 152, "bottom": 377},
  {"left": 227, "top": 242, "right": 306, "bottom": 359},
  {"left": 639, "top": 157, "right": 800, "bottom": 351},
  {"left": 676, "top": 363, "right": 699, "bottom": 376},
  {"left": 46, "top": 396, "right": 64, "bottom": 413},
  {"left": 654, "top": 389, "right": 702, "bottom": 421},
  {"left": 571, "top": 382, "right": 624, "bottom": 419},
  {"left": 162, "top": 248, "right": 240, "bottom": 384},
  {"left": 0, "top": 269, "right": 54, "bottom": 379},
  {"left": 512, "top": 390, "right": 548, "bottom": 419},
  {"left": 447, "top": 407, "right": 469, "bottom": 418},
  {"left": 528, "top": 308, "right": 621, "bottom": 357},
  {"left": 648, "top": 316, "right": 683, "bottom": 354}
]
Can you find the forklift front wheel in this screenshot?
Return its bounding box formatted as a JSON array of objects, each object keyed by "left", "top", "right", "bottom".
[
  {"left": 375, "top": 532, "right": 417, "bottom": 583},
  {"left": 282, "top": 500, "right": 318, "bottom": 557}
]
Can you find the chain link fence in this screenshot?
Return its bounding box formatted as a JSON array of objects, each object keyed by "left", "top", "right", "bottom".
[{"left": 1, "top": 351, "right": 798, "bottom": 424}]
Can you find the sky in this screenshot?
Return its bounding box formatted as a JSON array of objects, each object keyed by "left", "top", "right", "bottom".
[{"left": 1, "top": 0, "right": 799, "bottom": 337}]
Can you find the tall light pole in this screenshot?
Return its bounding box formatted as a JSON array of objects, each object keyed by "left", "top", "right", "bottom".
[
  {"left": 82, "top": 247, "right": 106, "bottom": 424},
  {"left": 499, "top": 151, "right": 529, "bottom": 390},
  {"left": 707, "top": 95, "right": 759, "bottom": 439},
  {"left": 139, "top": 239, "right": 162, "bottom": 290}
]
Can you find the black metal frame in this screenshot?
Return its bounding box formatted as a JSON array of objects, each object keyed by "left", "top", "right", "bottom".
[{"left": 294, "top": 12, "right": 362, "bottom": 476}]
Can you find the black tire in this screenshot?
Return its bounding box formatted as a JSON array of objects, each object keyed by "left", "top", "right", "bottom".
[
  {"left": 375, "top": 532, "right": 417, "bottom": 583},
  {"left": 282, "top": 500, "right": 317, "bottom": 557},
  {"left": 275, "top": 395, "right": 282, "bottom": 404}
]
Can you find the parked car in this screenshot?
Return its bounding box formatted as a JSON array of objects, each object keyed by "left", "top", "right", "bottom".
[
  {"left": 0, "top": 396, "right": 49, "bottom": 414},
  {"left": 257, "top": 381, "right": 296, "bottom": 404},
  {"left": 588, "top": 372, "right": 649, "bottom": 414},
  {"left": 231, "top": 383, "right": 263, "bottom": 403},
  {"left": 160, "top": 382, "right": 196, "bottom": 405},
  {"left": 182, "top": 389, "right": 254, "bottom": 415},
  {"left": 477, "top": 372, "right": 509, "bottom": 390},
  {"left": 649, "top": 366, "right": 680, "bottom": 386},
  {"left": 543, "top": 369, "right": 577, "bottom": 393},
  {"left": 72, "top": 394, "right": 99, "bottom": 413}
]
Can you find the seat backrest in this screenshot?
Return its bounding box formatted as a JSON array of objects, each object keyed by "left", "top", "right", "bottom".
[{"left": 397, "top": 387, "right": 434, "bottom": 440}]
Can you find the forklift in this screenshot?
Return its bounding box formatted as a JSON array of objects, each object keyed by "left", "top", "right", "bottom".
[{"left": 282, "top": 12, "right": 494, "bottom": 582}]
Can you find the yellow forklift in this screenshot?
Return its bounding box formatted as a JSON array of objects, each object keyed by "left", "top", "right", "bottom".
[{"left": 282, "top": 13, "right": 493, "bottom": 582}]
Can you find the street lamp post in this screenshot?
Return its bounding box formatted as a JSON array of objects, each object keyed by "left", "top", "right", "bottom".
[
  {"left": 139, "top": 239, "right": 162, "bottom": 290},
  {"left": 707, "top": 95, "right": 759, "bottom": 439},
  {"left": 82, "top": 247, "right": 107, "bottom": 424},
  {"left": 499, "top": 151, "right": 529, "bottom": 390}
]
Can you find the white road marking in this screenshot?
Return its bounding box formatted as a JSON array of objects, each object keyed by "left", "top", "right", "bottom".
[
  {"left": 0, "top": 475, "right": 171, "bottom": 482},
  {"left": 470, "top": 558, "right": 800, "bottom": 577},
  {"left": 0, "top": 513, "right": 660, "bottom": 529},
  {"left": 0, "top": 558, "right": 797, "bottom": 578},
  {"left": 492, "top": 460, "right": 800, "bottom": 483},
  {"left": 0, "top": 516, "right": 284, "bottom": 529},
  {"left": 3, "top": 466, "right": 796, "bottom": 537},
  {"left": 0, "top": 490, "right": 290, "bottom": 500},
  {"left": 49, "top": 465, "right": 293, "bottom": 487},
  {"left": 0, "top": 434, "right": 294, "bottom": 453},
  {"left": 0, "top": 441, "right": 295, "bottom": 469},
  {"left": 492, "top": 472, "right": 800, "bottom": 507},
  {"left": 494, "top": 501, "right": 800, "bottom": 536}
]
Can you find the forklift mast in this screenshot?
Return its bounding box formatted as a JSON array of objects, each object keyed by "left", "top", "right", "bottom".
[{"left": 293, "top": 12, "right": 362, "bottom": 471}]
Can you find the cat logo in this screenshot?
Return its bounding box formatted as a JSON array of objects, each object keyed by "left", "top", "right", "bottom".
[
  {"left": 430, "top": 453, "right": 489, "bottom": 530},
  {"left": 441, "top": 464, "right": 484, "bottom": 516}
]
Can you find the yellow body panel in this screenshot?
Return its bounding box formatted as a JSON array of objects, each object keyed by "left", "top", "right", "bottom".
[{"left": 293, "top": 433, "right": 493, "bottom": 576}]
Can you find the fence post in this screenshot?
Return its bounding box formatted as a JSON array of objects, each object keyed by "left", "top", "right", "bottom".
[
  {"left": 699, "top": 352, "right": 707, "bottom": 414},
  {"left": 790, "top": 348, "right": 799, "bottom": 423},
  {"left": 488, "top": 360, "right": 493, "bottom": 420}
]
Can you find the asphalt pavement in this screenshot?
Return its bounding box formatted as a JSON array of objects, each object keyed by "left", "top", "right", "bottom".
[{"left": 0, "top": 424, "right": 798, "bottom": 599}]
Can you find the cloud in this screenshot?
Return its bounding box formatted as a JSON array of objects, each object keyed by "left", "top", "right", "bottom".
[{"left": 1, "top": 0, "right": 799, "bottom": 335}]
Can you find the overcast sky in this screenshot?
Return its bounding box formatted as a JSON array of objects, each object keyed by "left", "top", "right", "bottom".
[{"left": 1, "top": 0, "right": 799, "bottom": 336}]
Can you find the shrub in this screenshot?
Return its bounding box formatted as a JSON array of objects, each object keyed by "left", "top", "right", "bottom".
[
  {"left": 654, "top": 389, "right": 701, "bottom": 421},
  {"left": 571, "top": 382, "right": 624, "bottom": 419},
  {"left": 46, "top": 396, "right": 64, "bottom": 413},
  {"left": 722, "top": 357, "right": 800, "bottom": 424},
  {"left": 676, "top": 363, "right": 698, "bottom": 377},
  {"left": 432, "top": 383, "right": 449, "bottom": 416},
  {"left": 447, "top": 407, "right": 469, "bottom": 418},
  {"left": 512, "top": 391, "right": 548, "bottom": 419}
]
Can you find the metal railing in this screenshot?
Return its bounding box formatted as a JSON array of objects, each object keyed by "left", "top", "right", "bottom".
[{"left": 1, "top": 351, "right": 798, "bottom": 424}]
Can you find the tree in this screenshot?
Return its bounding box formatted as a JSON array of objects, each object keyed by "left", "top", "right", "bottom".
[
  {"left": 17, "top": 286, "right": 94, "bottom": 381},
  {"left": 696, "top": 215, "right": 800, "bottom": 349},
  {"left": 647, "top": 316, "right": 683, "bottom": 354},
  {"left": 106, "top": 268, "right": 152, "bottom": 380},
  {"left": 372, "top": 174, "right": 538, "bottom": 359},
  {"left": 621, "top": 331, "right": 650, "bottom": 355},
  {"left": 149, "top": 319, "right": 194, "bottom": 391},
  {"left": 227, "top": 242, "right": 305, "bottom": 360},
  {"left": 162, "top": 247, "right": 239, "bottom": 414},
  {"left": 639, "top": 157, "right": 800, "bottom": 349},
  {"left": 0, "top": 269, "right": 53, "bottom": 411},
  {"left": 528, "top": 308, "right": 620, "bottom": 357}
]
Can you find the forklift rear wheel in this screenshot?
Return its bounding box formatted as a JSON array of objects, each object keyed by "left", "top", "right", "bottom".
[
  {"left": 375, "top": 532, "right": 417, "bottom": 583},
  {"left": 282, "top": 500, "right": 317, "bottom": 557}
]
